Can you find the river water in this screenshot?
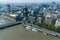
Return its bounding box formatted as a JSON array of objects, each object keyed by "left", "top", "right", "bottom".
[{"left": 0, "top": 16, "right": 60, "bottom": 40}]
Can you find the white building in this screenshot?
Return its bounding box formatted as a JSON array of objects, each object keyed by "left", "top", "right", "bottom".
[{"left": 55, "top": 19, "right": 60, "bottom": 27}]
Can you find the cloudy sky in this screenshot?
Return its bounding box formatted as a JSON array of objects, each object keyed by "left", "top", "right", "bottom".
[{"left": 0, "top": 0, "right": 60, "bottom": 3}]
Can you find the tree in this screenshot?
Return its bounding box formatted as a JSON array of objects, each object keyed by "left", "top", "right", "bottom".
[{"left": 57, "top": 26, "right": 60, "bottom": 32}]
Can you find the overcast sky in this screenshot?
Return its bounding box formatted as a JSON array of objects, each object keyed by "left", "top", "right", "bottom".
[{"left": 0, "top": 0, "right": 60, "bottom": 3}]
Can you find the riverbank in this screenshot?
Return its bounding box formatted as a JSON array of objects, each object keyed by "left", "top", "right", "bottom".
[
  {"left": 0, "top": 25, "right": 60, "bottom": 40},
  {"left": 24, "top": 24, "right": 60, "bottom": 38},
  {"left": 1, "top": 15, "right": 60, "bottom": 38},
  {"left": 0, "top": 15, "right": 60, "bottom": 40}
]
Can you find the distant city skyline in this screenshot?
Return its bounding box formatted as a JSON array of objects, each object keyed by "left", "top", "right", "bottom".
[{"left": 0, "top": 0, "right": 60, "bottom": 3}]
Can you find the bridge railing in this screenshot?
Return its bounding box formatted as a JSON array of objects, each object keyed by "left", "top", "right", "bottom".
[{"left": 0, "top": 21, "right": 22, "bottom": 29}]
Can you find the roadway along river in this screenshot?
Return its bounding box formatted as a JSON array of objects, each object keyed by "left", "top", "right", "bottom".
[{"left": 0, "top": 16, "right": 60, "bottom": 40}]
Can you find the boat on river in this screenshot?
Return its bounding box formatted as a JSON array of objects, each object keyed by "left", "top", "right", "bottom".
[{"left": 26, "top": 25, "right": 32, "bottom": 30}]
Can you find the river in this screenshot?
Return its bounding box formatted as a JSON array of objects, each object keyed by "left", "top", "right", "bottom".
[{"left": 0, "top": 16, "right": 60, "bottom": 40}]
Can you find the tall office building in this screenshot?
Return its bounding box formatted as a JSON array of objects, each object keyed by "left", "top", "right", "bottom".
[
  {"left": 23, "top": 5, "right": 29, "bottom": 17},
  {"left": 5, "top": 4, "right": 11, "bottom": 14}
]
